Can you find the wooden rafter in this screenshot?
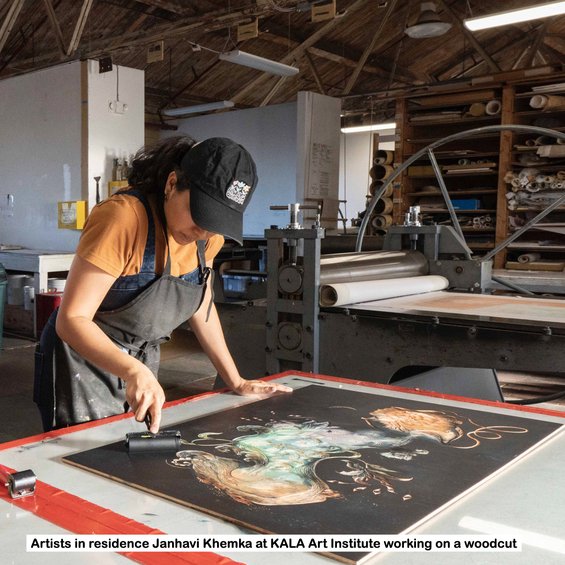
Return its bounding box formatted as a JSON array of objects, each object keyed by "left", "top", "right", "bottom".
[
  {"left": 134, "top": 0, "right": 186, "bottom": 15},
  {"left": 229, "top": 0, "right": 371, "bottom": 104},
  {"left": 260, "top": 75, "right": 287, "bottom": 106},
  {"left": 304, "top": 49, "right": 326, "bottom": 95},
  {"left": 42, "top": 0, "right": 66, "bottom": 57},
  {"left": 0, "top": 0, "right": 24, "bottom": 56},
  {"left": 524, "top": 22, "right": 549, "bottom": 68},
  {"left": 342, "top": 0, "right": 398, "bottom": 95},
  {"left": 437, "top": 0, "right": 501, "bottom": 73},
  {"left": 67, "top": 0, "right": 94, "bottom": 56}
]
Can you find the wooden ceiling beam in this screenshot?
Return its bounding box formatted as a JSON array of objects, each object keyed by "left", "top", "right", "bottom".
[
  {"left": 66, "top": 0, "right": 94, "bottom": 56},
  {"left": 524, "top": 21, "right": 549, "bottom": 68},
  {"left": 229, "top": 0, "right": 371, "bottom": 104},
  {"left": 41, "top": 0, "right": 66, "bottom": 57},
  {"left": 342, "top": 0, "right": 399, "bottom": 95},
  {"left": 437, "top": 0, "right": 501, "bottom": 73},
  {"left": 0, "top": 0, "right": 24, "bottom": 56},
  {"left": 304, "top": 49, "right": 326, "bottom": 95},
  {"left": 133, "top": 0, "right": 186, "bottom": 15}
]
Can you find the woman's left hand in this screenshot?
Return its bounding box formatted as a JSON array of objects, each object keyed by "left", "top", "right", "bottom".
[{"left": 232, "top": 379, "right": 293, "bottom": 397}]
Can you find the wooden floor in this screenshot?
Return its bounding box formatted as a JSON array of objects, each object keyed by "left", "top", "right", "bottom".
[{"left": 0, "top": 328, "right": 564, "bottom": 444}]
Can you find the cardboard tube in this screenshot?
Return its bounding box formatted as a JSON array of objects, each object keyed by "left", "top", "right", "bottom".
[
  {"left": 319, "top": 275, "right": 449, "bottom": 307},
  {"left": 369, "top": 180, "right": 393, "bottom": 197},
  {"left": 467, "top": 102, "right": 486, "bottom": 117},
  {"left": 370, "top": 164, "right": 394, "bottom": 180},
  {"left": 485, "top": 100, "right": 501, "bottom": 115},
  {"left": 373, "top": 150, "right": 394, "bottom": 165},
  {"left": 530, "top": 93, "right": 565, "bottom": 111},
  {"left": 371, "top": 214, "right": 392, "bottom": 229},
  {"left": 374, "top": 196, "right": 393, "bottom": 214},
  {"left": 517, "top": 253, "right": 542, "bottom": 263}
]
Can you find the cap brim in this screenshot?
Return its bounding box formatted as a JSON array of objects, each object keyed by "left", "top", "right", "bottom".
[{"left": 190, "top": 188, "right": 244, "bottom": 245}]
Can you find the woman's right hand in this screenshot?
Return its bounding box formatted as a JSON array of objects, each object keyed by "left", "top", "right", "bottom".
[{"left": 124, "top": 365, "right": 165, "bottom": 433}]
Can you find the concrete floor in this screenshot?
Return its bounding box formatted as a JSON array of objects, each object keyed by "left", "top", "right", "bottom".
[
  {"left": 1, "top": 328, "right": 564, "bottom": 444},
  {"left": 0, "top": 329, "right": 217, "bottom": 444}
]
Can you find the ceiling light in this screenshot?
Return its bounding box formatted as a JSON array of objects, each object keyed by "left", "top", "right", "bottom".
[
  {"left": 464, "top": 1, "right": 565, "bottom": 31},
  {"left": 219, "top": 50, "right": 299, "bottom": 76},
  {"left": 405, "top": 2, "right": 452, "bottom": 39},
  {"left": 341, "top": 122, "right": 396, "bottom": 134},
  {"left": 161, "top": 100, "right": 234, "bottom": 117}
]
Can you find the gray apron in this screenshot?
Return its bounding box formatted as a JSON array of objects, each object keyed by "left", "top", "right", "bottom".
[{"left": 34, "top": 189, "right": 211, "bottom": 430}]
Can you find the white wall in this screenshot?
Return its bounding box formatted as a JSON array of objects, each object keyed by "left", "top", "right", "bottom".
[
  {"left": 163, "top": 103, "right": 298, "bottom": 237},
  {"left": 0, "top": 60, "right": 145, "bottom": 251},
  {"left": 0, "top": 62, "right": 83, "bottom": 250},
  {"left": 87, "top": 61, "right": 145, "bottom": 210}
]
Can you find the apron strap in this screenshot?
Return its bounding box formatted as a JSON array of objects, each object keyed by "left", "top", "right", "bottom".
[
  {"left": 197, "top": 240, "right": 214, "bottom": 322},
  {"left": 119, "top": 188, "right": 157, "bottom": 275}
]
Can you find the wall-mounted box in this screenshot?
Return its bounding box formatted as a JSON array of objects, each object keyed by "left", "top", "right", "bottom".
[
  {"left": 108, "top": 180, "right": 129, "bottom": 197},
  {"left": 58, "top": 200, "right": 87, "bottom": 230}
]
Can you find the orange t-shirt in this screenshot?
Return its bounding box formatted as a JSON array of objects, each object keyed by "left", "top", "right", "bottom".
[{"left": 77, "top": 192, "right": 224, "bottom": 278}]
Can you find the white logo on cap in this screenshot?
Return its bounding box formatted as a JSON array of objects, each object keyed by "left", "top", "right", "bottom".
[{"left": 226, "top": 180, "right": 251, "bottom": 205}]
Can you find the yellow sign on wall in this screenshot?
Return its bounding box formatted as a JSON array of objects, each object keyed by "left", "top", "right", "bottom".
[{"left": 58, "top": 200, "right": 87, "bottom": 230}]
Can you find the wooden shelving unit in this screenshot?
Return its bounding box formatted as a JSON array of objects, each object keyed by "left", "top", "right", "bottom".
[
  {"left": 395, "top": 74, "right": 565, "bottom": 272},
  {"left": 395, "top": 87, "right": 503, "bottom": 259}
]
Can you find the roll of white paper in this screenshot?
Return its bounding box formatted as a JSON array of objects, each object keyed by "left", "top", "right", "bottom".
[{"left": 319, "top": 275, "right": 449, "bottom": 307}]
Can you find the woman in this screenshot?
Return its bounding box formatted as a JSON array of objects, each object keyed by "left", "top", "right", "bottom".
[{"left": 34, "top": 136, "right": 291, "bottom": 433}]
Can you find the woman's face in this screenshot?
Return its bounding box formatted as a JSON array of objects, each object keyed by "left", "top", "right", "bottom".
[{"left": 164, "top": 171, "right": 213, "bottom": 245}]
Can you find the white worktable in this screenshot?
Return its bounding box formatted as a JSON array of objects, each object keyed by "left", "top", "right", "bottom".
[
  {"left": 1, "top": 373, "right": 565, "bottom": 565},
  {"left": 0, "top": 248, "right": 75, "bottom": 293}
]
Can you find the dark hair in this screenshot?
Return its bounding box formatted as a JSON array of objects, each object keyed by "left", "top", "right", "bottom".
[
  {"left": 128, "top": 135, "right": 196, "bottom": 232},
  {"left": 128, "top": 135, "right": 196, "bottom": 193}
]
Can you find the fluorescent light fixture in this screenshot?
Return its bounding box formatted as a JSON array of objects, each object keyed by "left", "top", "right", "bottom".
[
  {"left": 464, "top": 1, "right": 565, "bottom": 31},
  {"left": 341, "top": 122, "right": 396, "bottom": 134},
  {"left": 162, "top": 100, "right": 234, "bottom": 117},
  {"left": 219, "top": 50, "right": 299, "bottom": 76}
]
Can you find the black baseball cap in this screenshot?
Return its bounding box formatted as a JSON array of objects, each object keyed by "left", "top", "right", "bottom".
[{"left": 181, "top": 137, "right": 258, "bottom": 245}]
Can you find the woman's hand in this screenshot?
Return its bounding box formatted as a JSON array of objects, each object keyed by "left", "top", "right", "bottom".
[
  {"left": 232, "top": 379, "right": 293, "bottom": 398},
  {"left": 124, "top": 366, "right": 166, "bottom": 433}
]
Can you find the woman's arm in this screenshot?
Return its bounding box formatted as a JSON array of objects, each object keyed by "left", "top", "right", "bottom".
[
  {"left": 189, "top": 263, "right": 292, "bottom": 397},
  {"left": 56, "top": 255, "right": 165, "bottom": 432}
]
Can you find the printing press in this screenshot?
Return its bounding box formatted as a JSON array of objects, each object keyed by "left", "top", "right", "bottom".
[{"left": 218, "top": 203, "right": 565, "bottom": 401}]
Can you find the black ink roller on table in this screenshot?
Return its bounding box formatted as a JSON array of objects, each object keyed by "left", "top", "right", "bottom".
[
  {"left": 125, "top": 430, "right": 182, "bottom": 453},
  {"left": 125, "top": 414, "right": 182, "bottom": 453}
]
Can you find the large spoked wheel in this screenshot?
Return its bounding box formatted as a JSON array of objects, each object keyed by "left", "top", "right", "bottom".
[{"left": 355, "top": 124, "right": 565, "bottom": 263}]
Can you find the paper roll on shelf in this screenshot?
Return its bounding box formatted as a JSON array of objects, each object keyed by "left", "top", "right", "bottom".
[
  {"left": 371, "top": 214, "right": 392, "bottom": 229},
  {"left": 467, "top": 102, "right": 486, "bottom": 117},
  {"left": 369, "top": 180, "right": 393, "bottom": 197},
  {"left": 485, "top": 100, "right": 501, "bottom": 115},
  {"left": 320, "top": 275, "right": 449, "bottom": 307},
  {"left": 374, "top": 196, "right": 393, "bottom": 214},
  {"left": 517, "top": 253, "right": 542, "bottom": 263},
  {"left": 530, "top": 94, "right": 565, "bottom": 111},
  {"left": 370, "top": 164, "right": 394, "bottom": 180},
  {"left": 373, "top": 150, "right": 394, "bottom": 165}
]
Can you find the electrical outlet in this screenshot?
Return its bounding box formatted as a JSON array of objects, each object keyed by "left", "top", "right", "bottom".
[{"left": 109, "top": 100, "right": 128, "bottom": 114}]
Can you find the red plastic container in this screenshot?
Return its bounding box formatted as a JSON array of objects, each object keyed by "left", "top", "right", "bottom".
[{"left": 36, "top": 292, "right": 63, "bottom": 337}]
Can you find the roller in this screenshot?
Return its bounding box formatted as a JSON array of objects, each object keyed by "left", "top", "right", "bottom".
[
  {"left": 320, "top": 250, "right": 428, "bottom": 285},
  {"left": 530, "top": 94, "right": 565, "bottom": 111},
  {"left": 370, "top": 164, "right": 394, "bottom": 180},
  {"left": 371, "top": 214, "right": 392, "bottom": 229},
  {"left": 320, "top": 275, "right": 449, "bottom": 307},
  {"left": 125, "top": 430, "right": 182, "bottom": 453},
  {"left": 1, "top": 467, "right": 36, "bottom": 498}
]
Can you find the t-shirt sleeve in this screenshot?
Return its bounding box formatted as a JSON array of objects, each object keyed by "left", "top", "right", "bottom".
[
  {"left": 205, "top": 234, "right": 225, "bottom": 264},
  {"left": 76, "top": 198, "right": 139, "bottom": 278}
]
